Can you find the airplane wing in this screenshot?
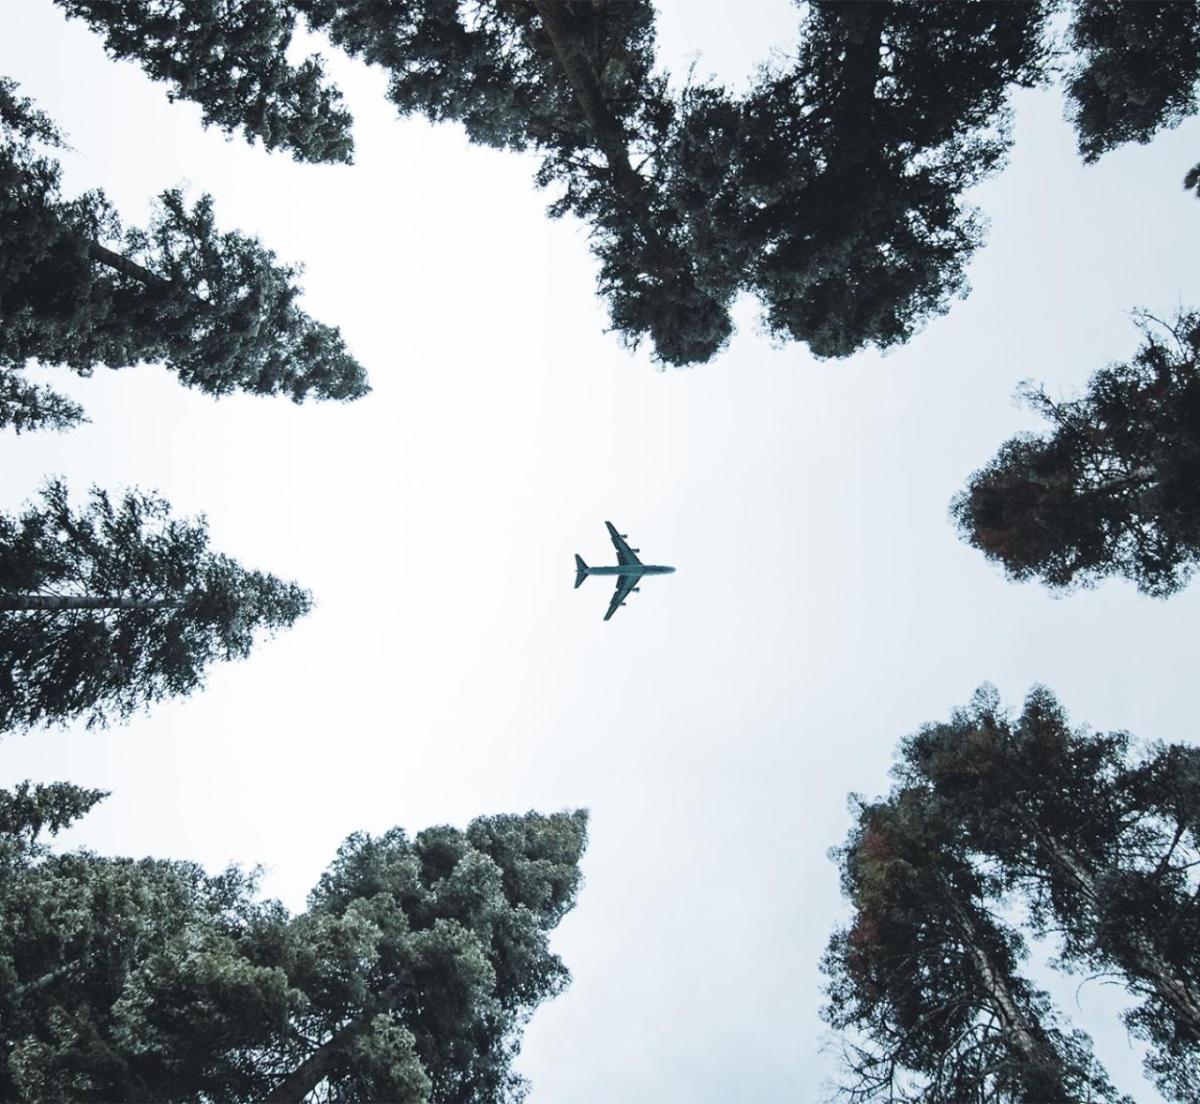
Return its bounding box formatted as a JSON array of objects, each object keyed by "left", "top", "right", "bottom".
[
  {"left": 605, "top": 521, "right": 642, "bottom": 566},
  {"left": 603, "top": 573, "right": 641, "bottom": 621}
]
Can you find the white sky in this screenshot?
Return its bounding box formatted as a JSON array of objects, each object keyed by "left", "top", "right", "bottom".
[{"left": 3, "top": 2, "right": 1199, "bottom": 1100}]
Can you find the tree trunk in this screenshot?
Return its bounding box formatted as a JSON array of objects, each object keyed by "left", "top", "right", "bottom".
[
  {"left": 827, "top": 5, "right": 888, "bottom": 171},
  {"left": 13, "top": 959, "right": 82, "bottom": 997},
  {"left": 529, "top": 0, "right": 645, "bottom": 205},
  {"left": 1033, "top": 830, "right": 1200, "bottom": 1037},
  {"left": 938, "top": 878, "right": 1067, "bottom": 1090},
  {"left": 262, "top": 1026, "right": 359, "bottom": 1104},
  {"left": 529, "top": 0, "right": 685, "bottom": 275},
  {"left": 262, "top": 983, "right": 402, "bottom": 1102},
  {"left": 0, "top": 594, "right": 179, "bottom": 612},
  {"left": 85, "top": 241, "right": 171, "bottom": 291}
]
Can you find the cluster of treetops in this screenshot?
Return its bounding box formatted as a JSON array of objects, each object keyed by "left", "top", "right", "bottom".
[{"left": 3, "top": 1, "right": 1200, "bottom": 1099}]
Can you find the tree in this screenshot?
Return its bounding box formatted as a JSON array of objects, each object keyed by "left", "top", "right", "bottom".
[
  {"left": 0, "top": 78, "right": 368, "bottom": 431},
  {"left": 296, "top": 0, "right": 735, "bottom": 366},
  {"left": 1064, "top": 0, "right": 1200, "bottom": 165},
  {"left": 952, "top": 310, "right": 1200, "bottom": 596},
  {"left": 292, "top": 0, "right": 1056, "bottom": 364},
  {"left": 735, "top": 1, "right": 1050, "bottom": 359},
  {"left": 0, "top": 370, "right": 85, "bottom": 433},
  {"left": 0, "top": 786, "right": 588, "bottom": 1103},
  {"left": 824, "top": 784, "right": 1122, "bottom": 1102},
  {"left": 897, "top": 686, "right": 1200, "bottom": 1103},
  {"left": 52, "top": 0, "right": 354, "bottom": 163},
  {"left": 60, "top": 1, "right": 1056, "bottom": 366},
  {"left": 0, "top": 479, "right": 311, "bottom": 733}
]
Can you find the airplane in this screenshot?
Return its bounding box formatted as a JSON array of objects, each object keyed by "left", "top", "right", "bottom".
[{"left": 574, "top": 521, "right": 676, "bottom": 621}]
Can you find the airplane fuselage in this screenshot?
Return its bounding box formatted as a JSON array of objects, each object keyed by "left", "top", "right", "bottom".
[{"left": 583, "top": 564, "right": 675, "bottom": 576}]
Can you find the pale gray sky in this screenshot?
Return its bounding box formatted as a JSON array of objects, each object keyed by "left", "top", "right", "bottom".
[{"left": 3, "top": 2, "right": 1199, "bottom": 1100}]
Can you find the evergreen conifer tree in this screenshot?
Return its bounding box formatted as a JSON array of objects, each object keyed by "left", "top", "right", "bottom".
[
  {"left": 824, "top": 784, "right": 1122, "bottom": 1102},
  {"left": 898, "top": 686, "right": 1200, "bottom": 1103},
  {"left": 54, "top": 1, "right": 1056, "bottom": 366},
  {"left": 0, "top": 789, "right": 587, "bottom": 1103},
  {"left": 52, "top": 0, "right": 354, "bottom": 163},
  {"left": 0, "top": 480, "right": 311, "bottom": 733},
  {"left": 1065, "top": 0, "right": 1200, "bottom": 165},
  {"left": 0, "top": 78, "right": 368, "bottom": 431},
  {"left": 952, "top": 310, "right": 1200, "bottom": 596}
]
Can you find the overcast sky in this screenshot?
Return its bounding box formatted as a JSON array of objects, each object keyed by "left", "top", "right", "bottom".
[{"left": 3, "top": 2, "right": 1200, "bottom": 1100}]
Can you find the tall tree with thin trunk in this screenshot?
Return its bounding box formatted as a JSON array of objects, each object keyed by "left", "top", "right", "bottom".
[
  {"left": 0, "top": 480, "right": 311, "bottom": 733},
  {"left": 0, "top": 789, "right": 587, "bottom": 1103},
  {"left": 0, "top": 78, "right": 368, "bottom": 431},
  {"left": 824, "top": 783, "right": 1123, "bottom": 1102},
  {"left": 899, "top": 685, "right": 1200, "bottom": 1103},
  {"left": 952, "top": 310, "right": 1200, "bottom": 596}
]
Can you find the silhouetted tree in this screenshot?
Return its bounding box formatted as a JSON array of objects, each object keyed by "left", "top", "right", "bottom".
[
  {"left": 824, "top": 783, "right": 1122, "bottom": 1102},
  {"left": 0, "top": 371, "right": 84, "bottom": 433},
  {"left": 52, "top": 0, "right": 354, "bottom": 163},
  {"left": 899, "top": 686, "right": 1200, "bottom": 1103},
  {"left": 735, "top": 1, "right": 1050, "bottom": 359},
  {"left": 0, "top": 480, "right": 311, "bottom": 732},
  {"left": 1065, "top": 0, "right": 1200, "bottom": 165},
  {"left": 953, "top": 310, "right": 1200, "bottom": 596},
  {"left": 61, "top": 2, "right": 1057, "bottom": 365},
  {"left": 0, "top": 788, "right": 587, "bottom": 1103},
  {"left": 296, "top": 0, "right": 734, "bottom": 366},
  {"left": 0, "top": 78, "right": 367, "bottom": 430}
]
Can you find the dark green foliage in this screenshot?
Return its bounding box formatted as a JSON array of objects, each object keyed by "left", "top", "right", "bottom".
[
  {"left": 739, "top": 1, "right": 1050, "bottom": 359},
  {"left": 0, "top": 792, "right": 587, "bottom": 1103},
  {"left": 824, "top": 783, "right": 1122, "bottom": 1102},
  {"left": 895, "top": 686, "right": 1200, "bottom": 1103},
  {"left": 296, "top": 0, "right": 733, "bottom": 366},
  {"left": 0, "top": 479, "right": 311, "bottom": 733},
  {"left": 0, "top": 781, "right": 107, "bottom": 844},
  {"left": 1065, "top": 0, "right": 1200, "bottom": 163},
  {"left": 40, "top": 2, "right": 1078, "bottom": 364},
  {"left": 53, "top": 0, "right": 354, "bottom": 163},
  {"left": 0, "top": 78, "right": 368, "bottom": 429},
  {"left": 294, "top": 0, "right": 1052, "bottom": 365},
  {"left": 953, "top": 310, "right": 1200, "bottom": 596},
  {"left": 0, "top": 370, "right": 85, "bottom": 433}
]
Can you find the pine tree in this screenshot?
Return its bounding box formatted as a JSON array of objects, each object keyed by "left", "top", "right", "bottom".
[
  {"left": 0, "top": 480, "right": 311, "bottom": 733},
  {"left": 0, "top": 370, "right": 85, "bottom": 433},
  {"left": 62, "top": 2, "right": 1057, "bottom": 366},
  {"left": 898, "top": 686, "right": 1200, "bottom": 1103},
  {"left": 824, "top": 784, "right": 1122, "bottom": 1102},
  {"left": 952, "top": 310, "right": 1200, "bottom": 596},
  {"left": 735, "top": 1, "right": 1050, "bottom": 359},
  {"left": 52, "top": 0, "right": 354, "bottom": 163},
  {"left": 0, "top": 789, "right": 587, "bottom": 1103},
  {"left": 0, "top": 78, "right": 368, "bottom": 431}
]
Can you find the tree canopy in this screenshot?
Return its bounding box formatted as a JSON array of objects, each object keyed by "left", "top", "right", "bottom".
[
  {"left": 51, "top": 1, "right": 1200, "bottom": 362},
  {"left": 1065, "top": 0, "right": 1200, "bottom": 164},
  {"left": 829, "top": 685, "right": 1200, "bottom": 1103},
  {"left": 0, "top": 788, "right": 588, "bottom": 1102},
  {"left": 0, "top": 479, "right": 311, "bottom": 733},
  {"left": 0, "top": 77, "right": 368, "bottom": 432},
  {"left": 53, "top": 0, "right": 354, "bottom": 163},
  {"left": 824, "top": 781, "right": 1122, "bottom": 1102},
  {"left": 952, "top": 310, "right": 1200, "bottom": 596}
]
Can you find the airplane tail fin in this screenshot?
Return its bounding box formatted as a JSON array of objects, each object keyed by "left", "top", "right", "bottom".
[{"left": 574, "top": 555, "right": 588, "bottom": 589}]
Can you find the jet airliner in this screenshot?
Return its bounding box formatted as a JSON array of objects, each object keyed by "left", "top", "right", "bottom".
[{"left": 574, "top": 521, "right": 675, "bottom": 621}]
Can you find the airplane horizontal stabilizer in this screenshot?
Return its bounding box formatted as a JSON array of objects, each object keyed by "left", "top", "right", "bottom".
[{"left": 574, "top": 555, "right": 588, "bottom": 589}]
